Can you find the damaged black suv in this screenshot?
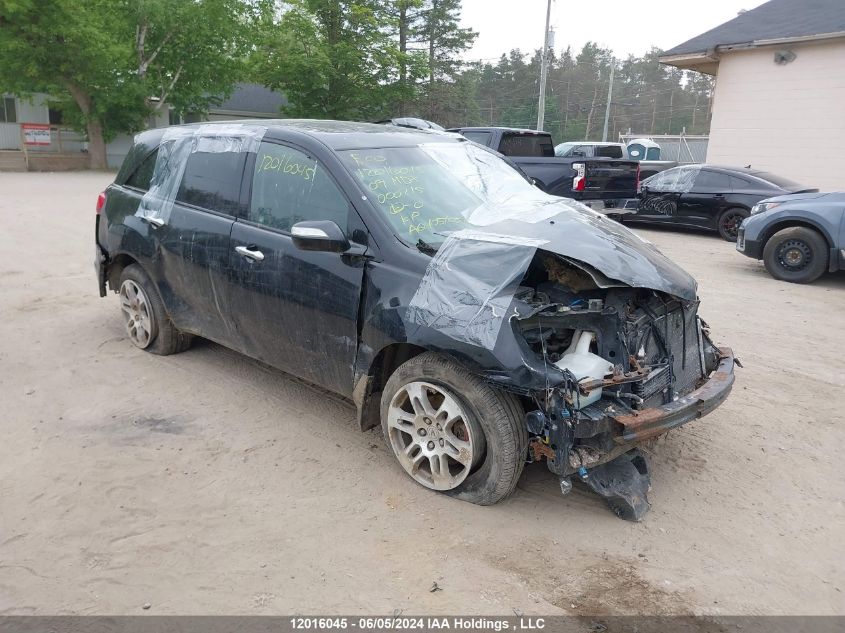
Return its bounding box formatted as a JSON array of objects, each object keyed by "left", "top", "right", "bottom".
[{"left": 95, "top": 121, "right": 735, "bottom": 520}]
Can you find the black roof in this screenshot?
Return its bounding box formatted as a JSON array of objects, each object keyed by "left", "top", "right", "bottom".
[
  {"left": 663, "top": 0, "right": 845, "bottom": 57},
  {"left": 214, "top": 83, "right": 288, "bottom": 115}
]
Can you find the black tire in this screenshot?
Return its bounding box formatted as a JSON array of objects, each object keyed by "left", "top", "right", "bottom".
[
  {"left": 380, "top": 352, "right": 527, "bottom": 505},
  {"left": 762, "top": 226, "right": 828, "bottom": 284},
  {"left": 717, "top": 207, "right": 749, "bottom": 241},
  {"left": 118, "top": 264, "right": 192, "bottom": 355}
]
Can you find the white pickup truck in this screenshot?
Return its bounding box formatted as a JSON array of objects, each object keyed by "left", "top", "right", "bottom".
[{"left": 555, "top": 139, "right": 680, "bottom": 179}]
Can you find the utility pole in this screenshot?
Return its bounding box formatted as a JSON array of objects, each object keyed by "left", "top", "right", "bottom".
[
  {"left": 536, "top": 0, "right": 553, "bottom": 131},
  {"left": 601, "top": 60, "right": 615, "bottom": 141}
]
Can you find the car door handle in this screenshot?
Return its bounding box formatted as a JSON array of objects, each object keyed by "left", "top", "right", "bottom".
[
  {"left": 713, "top": 194, "right": 725, "bottom": 199},
  {"left": 235, "top": 245, "right": 265, "bottom": 261}
]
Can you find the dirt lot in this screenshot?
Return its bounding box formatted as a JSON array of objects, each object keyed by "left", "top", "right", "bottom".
[{"left": 1, "top": 171, "right": 843, "bottom": 616}]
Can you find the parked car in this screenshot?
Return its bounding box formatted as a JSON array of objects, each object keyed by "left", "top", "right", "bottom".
[
  {"left": 448, "top": 126, "right": 640, "bottom": 214},
  {"left": 95, "top": 120, "right": 735, "bottom": 520},
  {"left": 632, "top": 164, "right": 817, "bottom": 241},
  {"left": 555, "top": 139, "right": 679, "bottom": 179},
  {"left": 737, "top": 192, "right": 845, "bottom": 283},
  {"left": 554, "top": 141, "right": 627, "bottom": 159}
]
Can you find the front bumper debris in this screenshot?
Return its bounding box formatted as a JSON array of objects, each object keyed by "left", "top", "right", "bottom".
[
  {"left": 528, "top": 347, "right": 736, "bottom": 521},
  {"left": 608, "top": 347, "right": 735, "bottom": 443},
  {"left": 580, "top": 449, "right": 651, "bottom": 521}
]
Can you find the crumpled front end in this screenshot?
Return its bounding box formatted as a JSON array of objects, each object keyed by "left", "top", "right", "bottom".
[
  {"left": 403, "top": 206, "right": 735, "bottom": 520},
  {"left": 511, "top": 254, "right": 735, "bottom": 519}
]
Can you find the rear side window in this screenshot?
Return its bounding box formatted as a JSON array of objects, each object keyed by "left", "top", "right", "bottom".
[
  {"left": 176, "top": 151, "right": 245, "bottom": 215},
  {"left": 125, "top": 150, "right": 158, "bottom": 191},
  {"left": 730, "top": 175, "right": 753, "bottom": 191},
  {"left": 499, "top": 133, "right": 554, "bottom": 157},
  {"left": 248, "top": 142, "right": 349, "bottom": 232},
  {"left": 693, "top": 170, "right": 731, "bottom": 191},
  {"left": 461, "top": 130, "right": 493, "bottom": 146}
]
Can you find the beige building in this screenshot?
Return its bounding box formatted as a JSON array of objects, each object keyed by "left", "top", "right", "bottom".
[{"left": 660, "top": 0, "right": 845, "bottom": 192}]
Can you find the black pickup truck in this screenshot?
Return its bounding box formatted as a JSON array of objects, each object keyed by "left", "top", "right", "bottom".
[{"left": 449, "top": 127, "right": 640, "bottom": 213}]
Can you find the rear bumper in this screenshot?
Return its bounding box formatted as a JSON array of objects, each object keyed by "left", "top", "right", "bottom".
[
  {"left": 95, "top": 243, "right": 108, "bottom": 297},
  {"left": 581, "top": 198, "right": 640, "bottom": 214},
  {"left": 610, "top": 347, "right": 736, "bottom": 443}
]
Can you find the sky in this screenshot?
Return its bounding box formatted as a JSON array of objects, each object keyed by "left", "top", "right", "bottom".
[{"left": 459, "top": 0, "right": 768, "bottom": 63}]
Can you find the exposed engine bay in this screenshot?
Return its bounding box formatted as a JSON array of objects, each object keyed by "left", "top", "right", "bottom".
[{"left": 511, "top": 252, "right": 728, "bottom": 520}]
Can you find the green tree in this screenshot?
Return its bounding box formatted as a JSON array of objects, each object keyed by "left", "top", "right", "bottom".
[
  {"left": 0, "top": 0, "right": 259, "bottom": 168},
  {"left": 253, "top": 0, "right": 408, "bottom": 120},
  {"left": 414, "top": 0, "right": 476, "bottom": 120}
]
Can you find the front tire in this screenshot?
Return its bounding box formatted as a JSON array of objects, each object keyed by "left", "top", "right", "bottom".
[
  {"left": 380, "top": 353, "right": 527, "bottom": 505},
  {"left": 118, "top": 264, "right": 192, "bottom": 355},
  {"left": 717, "top": 207, "right": 749, "bottom": 241},
  {"left": 762, "top": 226, "right": 828, "bottom": 284}
]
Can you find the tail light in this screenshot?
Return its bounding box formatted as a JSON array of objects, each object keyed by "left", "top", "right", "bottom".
[
  {"left": 635, "top": 164, "right": 641, "bottom": 191},
  {"left": 96, "top": 191, "right": 106, "bottom": 214},
  {"left": 572, "top": 163, "right": 586, "bottom": 191}
]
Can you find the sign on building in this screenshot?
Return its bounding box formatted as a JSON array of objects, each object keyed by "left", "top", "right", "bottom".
[{"left": 22, "top": 123, "right": 51, "bottom": 146}]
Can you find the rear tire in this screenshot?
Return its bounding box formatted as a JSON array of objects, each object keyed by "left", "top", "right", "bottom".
[
  {"left": 118, "top": 264, "right": 192, "bottom": 355},
  {"left": 762, "top": 226, "right": 828, "bottom": 284},
  {"left": 380, "top": 352, "right": 527, "bottom": 505},
  {"left": 717, "top": 207, "right": 749, "bottom": 241}
]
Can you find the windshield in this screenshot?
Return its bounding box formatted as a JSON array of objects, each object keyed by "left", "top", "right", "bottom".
[{"left": 339, "top": 142, "right": 559, "bottom": 246}]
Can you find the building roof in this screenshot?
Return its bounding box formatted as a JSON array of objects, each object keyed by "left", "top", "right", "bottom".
[
  {"left": 213, "top": 83, "right": 288, "bottom": 116},
  {"left": 661, "top": 0, "right": 845, "bottom": 70}
]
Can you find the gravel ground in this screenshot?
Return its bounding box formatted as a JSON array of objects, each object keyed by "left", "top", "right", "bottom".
[{"left": 1, "top": 171, "right": 843, "bottom": 616}]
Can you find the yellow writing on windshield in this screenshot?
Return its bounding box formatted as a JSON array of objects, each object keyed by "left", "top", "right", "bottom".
[{"left": 349, "top": 151, "right": 466, "bottom": 238}]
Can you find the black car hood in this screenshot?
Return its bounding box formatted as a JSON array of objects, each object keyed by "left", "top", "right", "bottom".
[{"left": 466, "top": 201, "right": 698, "bottom": 301}]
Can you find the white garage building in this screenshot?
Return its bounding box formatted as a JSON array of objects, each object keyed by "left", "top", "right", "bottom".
[{"left": 660, "top": 0, "right": 845, "bottom": 192}]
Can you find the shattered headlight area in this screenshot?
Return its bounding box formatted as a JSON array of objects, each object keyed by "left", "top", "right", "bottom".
[{"left": 515, "top": 253, "right": 725, "bottom": 520}]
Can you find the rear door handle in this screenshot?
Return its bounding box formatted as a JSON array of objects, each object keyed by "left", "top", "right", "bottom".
[{"left": 235, "top": 245, "right": 265, "bottom": 262}]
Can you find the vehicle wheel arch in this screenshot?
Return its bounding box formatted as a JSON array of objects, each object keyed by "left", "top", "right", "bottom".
[
  {"left": 106, "top": 252, "right": 141, "bottom": 293},
  {"left": 354, "top": 342, "right": 428, "bottom": 431},
  {"left": 354, "top": 343, "right": 498, "bottom": 432},
  {"left": 759, "top": 218, "right": 833, "bottom": 255}
]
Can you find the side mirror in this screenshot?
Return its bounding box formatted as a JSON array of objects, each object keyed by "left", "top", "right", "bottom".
[{"left": 291, "top": 220, "right": 350, "bottom": 253}]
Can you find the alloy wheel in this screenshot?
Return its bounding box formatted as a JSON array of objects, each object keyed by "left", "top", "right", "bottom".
[
  {"left": 119, "top": 279, "right": 154, "bottom": 348},
  {"left": 721, "top": 211, "right": 744, "bottom": 240},
  {"left": 386, "top": 381, "right": 477, "bottom": 491}
]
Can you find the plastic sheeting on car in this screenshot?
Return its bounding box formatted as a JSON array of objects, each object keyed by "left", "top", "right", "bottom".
[
  {"left": 408, "top": 230, "right": 548, "bottom": 349},
  {"left": 643, "top": 164, "right": 701, "bottom": 192},
  {"left": 137, "top": 124, "right": 266, "bottom": 223},
  {"left": 399, "top": 139, "right": 698, "bottom": 350},
  {"left": 420, "top": 142, "right": 581, "bottom": 226}
]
